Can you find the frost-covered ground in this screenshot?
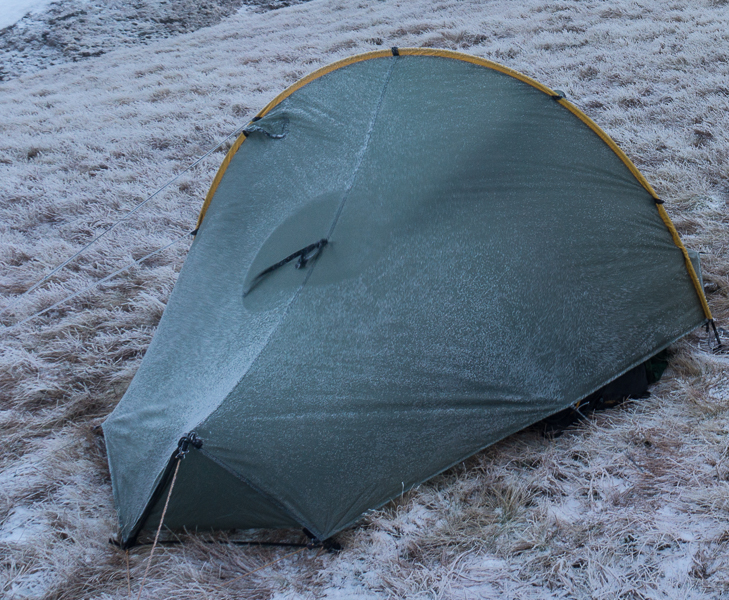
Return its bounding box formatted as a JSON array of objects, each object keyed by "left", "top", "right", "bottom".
[
  {"left": 0, "top": 0, "right": 54, "bottom": 29},
  {"left": 1, "top": 0, "right": 729, "bottom": 598},
  {"left": 0, "top": 0, "right": 310, "bottom": 80}
]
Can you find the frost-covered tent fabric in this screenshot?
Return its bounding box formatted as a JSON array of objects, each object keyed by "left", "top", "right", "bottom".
[{"left": 103, "top": 48, "right": 711, "bottom": 546}]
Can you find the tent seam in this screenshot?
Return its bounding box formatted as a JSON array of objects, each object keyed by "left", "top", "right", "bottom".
[{"left": 325, "top": 55, "right": 397, "bottom": 239}]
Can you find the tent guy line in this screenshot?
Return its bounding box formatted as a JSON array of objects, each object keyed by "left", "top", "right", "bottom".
[
  {"left": 3, "top": 232, "right": 194, "bottom": 331},
  {"left": 0, "top": 124, "right": 248, "bottom": 326}
]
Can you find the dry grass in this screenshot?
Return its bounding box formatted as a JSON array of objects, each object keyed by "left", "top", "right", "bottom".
[{"left": 1, "top": 0, "right": 729, "bottom": 598}]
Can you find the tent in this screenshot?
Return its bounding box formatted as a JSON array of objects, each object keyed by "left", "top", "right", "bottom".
[{"left": 103, "top": 48, "right": 711, "bottom": 547}]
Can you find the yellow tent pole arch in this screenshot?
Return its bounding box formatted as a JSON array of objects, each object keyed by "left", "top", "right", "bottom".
[{"left": 194, "top": 47, "right": 712, "bottom": 321}]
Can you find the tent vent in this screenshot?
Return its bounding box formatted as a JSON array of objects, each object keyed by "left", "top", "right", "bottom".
[
  {"left": 243, "top": 118, "right": 289, "bottom": 140},
  {"left": 243, "top": 238, "right": 328, "bottom": 297}
]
